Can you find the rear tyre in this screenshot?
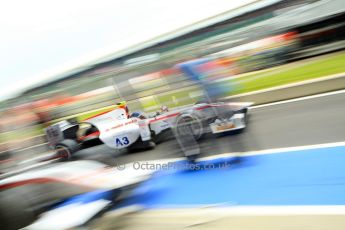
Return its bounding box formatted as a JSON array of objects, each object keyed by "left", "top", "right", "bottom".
[{"left": 55, "top": 139, "right": 80, "bottom": 160}]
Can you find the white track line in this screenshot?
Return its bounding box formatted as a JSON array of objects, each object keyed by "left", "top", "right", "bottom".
[
  {"left": 250, "top": 88, "right": 345, "bottom": 109},
  {"left": 198, "top": 141, "right": 345, "bottom": 162}
]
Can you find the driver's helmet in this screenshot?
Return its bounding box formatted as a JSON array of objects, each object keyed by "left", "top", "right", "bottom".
[
  {"left": 161, "top": 105, "right": 169, "bottom": 113},
  {"left": 116, "top": 101, "right": 129, "bottom": 117},
  {"left": 131, "top": 111, "right": 146, "bottom": 119}
]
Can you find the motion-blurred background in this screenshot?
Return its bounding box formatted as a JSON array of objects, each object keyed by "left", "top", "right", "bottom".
[
  {"left": 1, "top": 0, "right": 345, "bottom": 178},
  {"left": 2, "top": 1, "right": 345, "bottom": 229}
]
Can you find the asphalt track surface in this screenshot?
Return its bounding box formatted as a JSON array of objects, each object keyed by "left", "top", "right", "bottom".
[
  {"left": 11, "top": 91, "right": 345, "bottom": 230},
  {"left": 71, "top": 90, "right": 345, "bottom": 166}
]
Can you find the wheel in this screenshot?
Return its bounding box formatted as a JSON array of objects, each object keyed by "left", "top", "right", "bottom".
[
  {"left": 174, "top": 114, "right": 201, "bottom": 160},
  {"left": 175, "top": 114, "right": 204, "bottom": 140},
  {"left": 55, "top": 139, "right": 80, "bottom": 160}
]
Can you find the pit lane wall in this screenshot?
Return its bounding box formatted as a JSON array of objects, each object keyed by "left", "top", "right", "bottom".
[{"left": 225, "top": 73, "right": 345, "bottom": 104}]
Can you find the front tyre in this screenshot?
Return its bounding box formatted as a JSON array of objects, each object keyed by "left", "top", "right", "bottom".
[
  {"left": 174, "top": 114, "right": 201, "bottom": 160},
  {"left": 175, "top": 114, "right": 204, "bottom": 140}
]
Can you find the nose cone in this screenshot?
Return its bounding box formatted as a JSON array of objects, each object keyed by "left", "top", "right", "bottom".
[{"left": 99, "top": 121, "right": 140, "bottom": 149}]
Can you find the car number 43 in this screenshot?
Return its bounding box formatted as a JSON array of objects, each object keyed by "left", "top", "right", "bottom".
[{"left": 115, "top": 136, "right": 130, "bottom": 147}]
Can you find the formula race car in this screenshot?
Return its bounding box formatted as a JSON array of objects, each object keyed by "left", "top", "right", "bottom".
[
  {"left": 45, "top": 101, "right": 252, "bottom": 160},
  {"left": 0, "top": 160, "right": 155, "bottom": 230}
]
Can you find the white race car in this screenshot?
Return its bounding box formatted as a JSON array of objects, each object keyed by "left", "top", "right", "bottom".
[
  {"left": 0, "top": 160, "right": 155, "bottom": 230},
  {"left": 45, "top": 101, "right": 252, "bottom": 160}
]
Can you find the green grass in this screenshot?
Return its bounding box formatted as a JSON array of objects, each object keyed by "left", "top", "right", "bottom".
[{"left": 232, "top": 52, "right": 345, "bottom": 94}]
